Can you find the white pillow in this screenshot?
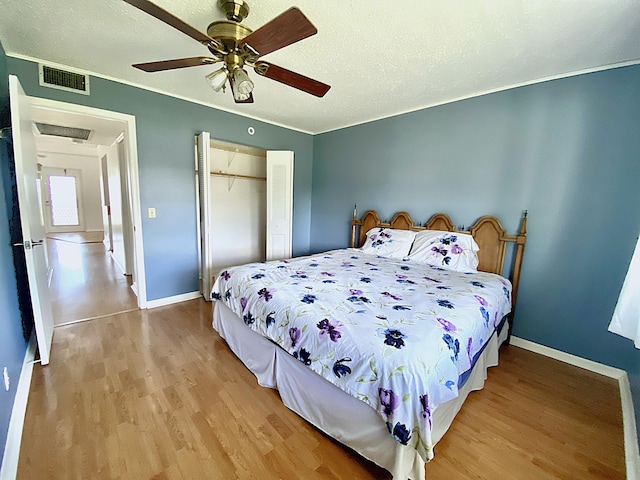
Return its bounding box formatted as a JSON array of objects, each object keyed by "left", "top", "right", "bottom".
[
  {"left": 360, "top": 228, "right": 416, "bottom": 259},
  {"left": 409, "top": 230, "right": 479, "bottom": 272}
]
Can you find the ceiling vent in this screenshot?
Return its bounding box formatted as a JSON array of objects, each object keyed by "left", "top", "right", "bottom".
[
  {"left": 34, "top": 123, "right": 92, "bottom": 141},
  {"left": 38, "top": 64, "right": 90, "bottom": 95}
]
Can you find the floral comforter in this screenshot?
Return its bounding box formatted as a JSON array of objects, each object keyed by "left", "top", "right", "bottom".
[{"left": 211, "top": 249, "right": 512, "bottom": 461}]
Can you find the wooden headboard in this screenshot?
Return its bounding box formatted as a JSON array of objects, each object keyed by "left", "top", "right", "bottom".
[{"left": 350, "top": 208, "right": 527, "bottom": 323}]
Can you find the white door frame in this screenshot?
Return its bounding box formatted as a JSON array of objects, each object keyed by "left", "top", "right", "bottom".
[{"left": 29, "top": 97, "right": 148, "bottom": 308}]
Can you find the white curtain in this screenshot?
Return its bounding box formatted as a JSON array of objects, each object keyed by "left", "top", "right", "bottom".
[{"left": 609, "top": 234, "right": 640, "bottom": 348}]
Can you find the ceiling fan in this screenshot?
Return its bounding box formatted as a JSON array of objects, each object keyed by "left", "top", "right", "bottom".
[{"left": 123, "top": 0, "right": 331, "bottom": 103}]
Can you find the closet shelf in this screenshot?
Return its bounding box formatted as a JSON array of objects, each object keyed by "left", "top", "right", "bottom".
[{"left": 210, "top": 171, "right": 266, "bottom": 181}]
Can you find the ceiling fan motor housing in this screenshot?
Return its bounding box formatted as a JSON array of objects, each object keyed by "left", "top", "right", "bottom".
[
  {"left": 218, "top": 0, "right": 250, "bottom": 22},
  {"left": 206, "top": 21, "right": 253, "bottom": 54}
]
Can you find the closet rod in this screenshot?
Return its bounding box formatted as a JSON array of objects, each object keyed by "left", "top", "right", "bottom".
[{"left": 210, "top": 171, "right": 266, "bottom": 181}]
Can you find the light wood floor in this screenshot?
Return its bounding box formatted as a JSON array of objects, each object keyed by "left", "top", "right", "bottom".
[
  {"left": 47, "top": 231, "right": 105, "bottom": 244},
  {"left": 47, "top": 237, "right": 138, "bottom": 325},
  {"left": 17, "top": 298, "right": 625, "bottom": 479}
]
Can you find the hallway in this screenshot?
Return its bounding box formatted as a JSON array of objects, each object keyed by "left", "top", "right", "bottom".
[{"left": 47, "top": 233, "right": 138, "bottom": 325}]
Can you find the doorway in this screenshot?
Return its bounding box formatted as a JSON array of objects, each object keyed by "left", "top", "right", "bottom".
[{"left": 29, "top": 98, "right": 147, "bottom": 326}]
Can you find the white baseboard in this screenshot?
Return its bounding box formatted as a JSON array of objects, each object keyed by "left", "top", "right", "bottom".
[
  {"left": 145, "top": 291, "right": 202, "bottom": 309},
  {"left": 510, "top": 336, "right": 625, "bottom": 378},
  {"left": 510, "top": 336, "right": 640, "bottom": 479},
  {"left": 0, "top": 335, "right": 37, "bottom": 480},
  {"left": 618, "top": 374, "right": 640, "bottom": 480}
]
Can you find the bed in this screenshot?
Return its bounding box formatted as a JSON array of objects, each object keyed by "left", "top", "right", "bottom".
[{"left": 211, "top": 208, "right": 527, "bottom": 479}]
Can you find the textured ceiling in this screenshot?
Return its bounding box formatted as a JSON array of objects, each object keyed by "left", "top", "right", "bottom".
[{"left": 1, "top": 0, "right": 639, "bottom": 134}]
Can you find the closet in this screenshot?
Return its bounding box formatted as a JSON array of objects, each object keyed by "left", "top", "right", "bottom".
[{"left": 196, "top": 132, "right": 293, "bottom": 299}]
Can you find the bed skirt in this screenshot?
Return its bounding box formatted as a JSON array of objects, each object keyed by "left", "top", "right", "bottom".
[{"left": 213, "top": 301, "right": 508, "bottom": 479}]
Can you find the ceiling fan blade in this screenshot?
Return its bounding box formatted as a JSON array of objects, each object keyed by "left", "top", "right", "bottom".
[
  {"left": 239, "top": 7, "right": 317, "bottom": 57},
  {"left": 123, "top": 0, "right": 221, "bottom": 49},
  {"left": 254, "top": 62, "right": 330, "bottom": 97},
  {"left": 133, "top": 56, "right": 219, "bottom": 72}
]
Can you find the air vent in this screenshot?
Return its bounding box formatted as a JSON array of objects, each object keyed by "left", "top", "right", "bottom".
[
  {"left": 34, "top": 123, "right": 92, "bottom": 141},
  {"left": 38, "top": 64, "right": 90, "bottom": 95}
]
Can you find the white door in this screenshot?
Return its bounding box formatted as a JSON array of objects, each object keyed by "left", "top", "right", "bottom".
[
  {"left": 9, "top": 75, "right": 54, "bottom": 365},
  {"left": 117, "top": 139, "right": 134, "bottom": 275},
  {"left": 266, "top": 151, "right": 293, "bottom": 261},
  {"left": 100, "top": 154, "right": 113, "bottom": 251},
  {"left": 106, "top": 143, "right": 127, "bottom": 274},
  {"left": 42, "top": 167, "right": 85, "bottom": 233},
  {"left": 196, "top": 132, "right": 212, "bottom": 297}
]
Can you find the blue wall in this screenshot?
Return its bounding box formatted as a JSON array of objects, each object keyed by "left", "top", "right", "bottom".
[
  {"left": 6, "top": 57, "right": 314, "bottom": 301},
  {"left": 0, "top": 41, "right": 30, "bottom": 467},
  {"left": 312, "top": 64, "right": 640, "bottom": 432}
]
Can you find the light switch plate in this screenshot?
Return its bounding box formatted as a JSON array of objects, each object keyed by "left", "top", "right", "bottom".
[{"left": 148, "top": 207, "right": 156, "bottom": 218}]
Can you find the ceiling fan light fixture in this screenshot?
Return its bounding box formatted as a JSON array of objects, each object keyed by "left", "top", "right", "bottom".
[
  {"left": 233, "top": 90, "right": 252, "bottom": 102},
  {"left": 205, "top": 67, "right": 228, "bottom": 92},
  {"left": 232, "top": 67, "right": 254, "bottom": 95}
]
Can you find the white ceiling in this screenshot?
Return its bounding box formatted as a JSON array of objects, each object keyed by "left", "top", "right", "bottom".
[{"left": 1, "top": 0, "right": 639, "bottom": 134}]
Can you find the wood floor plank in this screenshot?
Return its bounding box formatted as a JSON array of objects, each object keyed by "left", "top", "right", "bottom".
[{"left": 17, "top": 299, "right": 625, "bottom": 479}]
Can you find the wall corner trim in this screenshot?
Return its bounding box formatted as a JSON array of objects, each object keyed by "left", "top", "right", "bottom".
[
  {"left": 510, "top": 336, "right": 640, "bottom": 479},
  {"left": 0, "top": 335, "right": 37, "bottom": 480}
]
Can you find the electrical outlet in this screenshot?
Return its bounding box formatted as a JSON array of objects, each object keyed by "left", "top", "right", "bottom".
[{"left": 3, "top": 367, "right": 9, "bottom": 392}]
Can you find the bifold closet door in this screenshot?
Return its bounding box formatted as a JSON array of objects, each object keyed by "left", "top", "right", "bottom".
[
  {"left": 196, "top": 132, "right": 212, "bottom": 297},
  {"left": 266, "top": 151, "right": 293, "bottom": 261}
]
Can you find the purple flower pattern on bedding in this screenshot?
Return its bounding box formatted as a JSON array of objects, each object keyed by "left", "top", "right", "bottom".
[
  {"left": 317, "top": 319, "right": 343, "bottom": 342},
  {"left": 211, "top": 249, "right": 511, "bottom": 462},
  {"left": 429, "top": 234, "right": 461, "bottom": 266}
]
